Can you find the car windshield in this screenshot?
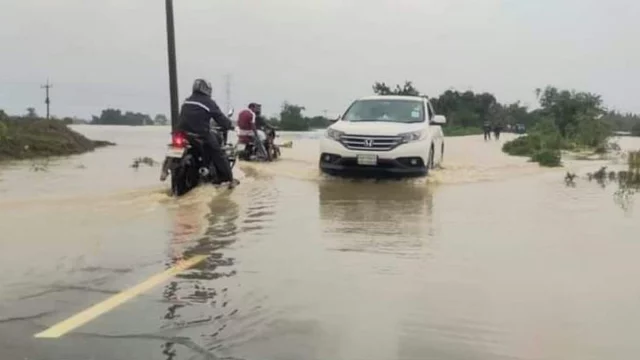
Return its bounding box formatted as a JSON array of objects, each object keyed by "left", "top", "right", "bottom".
[{"left": 342, "top": 99, "right": 425, "bottom": 123}]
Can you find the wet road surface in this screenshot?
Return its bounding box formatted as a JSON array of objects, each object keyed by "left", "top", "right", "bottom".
[{"left": 1, "top": 126, "right": 640, "bottom": 360}]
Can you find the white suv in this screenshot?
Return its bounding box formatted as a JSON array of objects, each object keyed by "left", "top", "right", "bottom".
[{"left": 319, "top": 95, "right": 446, "bottom": 176}]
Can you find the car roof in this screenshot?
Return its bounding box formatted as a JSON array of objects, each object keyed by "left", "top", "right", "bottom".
[{"left": 357, "top": 95, "right": 427, "bottom": 102}]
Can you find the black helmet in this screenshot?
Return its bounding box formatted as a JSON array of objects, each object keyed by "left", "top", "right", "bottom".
[{"left": 192, "top": 78, "right": 212, "bottom": 97}]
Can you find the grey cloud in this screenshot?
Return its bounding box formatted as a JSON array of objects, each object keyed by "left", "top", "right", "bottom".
[{"left": 1, "top": 0, "right": 639, "bottom": 119}]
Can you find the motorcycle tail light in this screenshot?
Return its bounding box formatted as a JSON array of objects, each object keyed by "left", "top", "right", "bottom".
[{"left": 171, "top": 132, "right": 187, "bottom": 148}]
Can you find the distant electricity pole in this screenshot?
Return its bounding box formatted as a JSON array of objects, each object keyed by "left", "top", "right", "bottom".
[
  {"left": 224, "top": 73, "right": 232, "bottom": 112},
  {"left": 322, "top": 109, "right": 328, "bottom": 118},
  {"left": 41, "top": 79, "right": 52, "bottom": 119},
  {"left": 165, "top": 0, "right": 179, "bottom": 131}
]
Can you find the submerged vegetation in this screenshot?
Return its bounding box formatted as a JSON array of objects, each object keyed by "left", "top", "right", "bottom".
[
  {"left": 566, "top": 151, "right": 640, "bottom": 212},
  {"left": 131, "top": 157, "right": 158, "bottom": 168},
  {"left": 0, "top": 110, "right": 114, "bottom": 161},
  {"left": 502, "top": 87, "right": 615, "bottom": 167}
]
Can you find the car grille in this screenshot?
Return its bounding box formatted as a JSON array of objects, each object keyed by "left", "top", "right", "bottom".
[{"left": 340, "top": 135, "right": 402, "bottom": 151}]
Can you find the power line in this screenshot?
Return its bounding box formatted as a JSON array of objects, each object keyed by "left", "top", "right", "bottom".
[{"left": 41, "top": 79, "right": 53, "bottom": 119}]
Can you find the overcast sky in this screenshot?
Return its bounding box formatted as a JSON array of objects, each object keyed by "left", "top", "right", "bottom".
[{"left": 1, "top": 0, "right": 639, "bottom": 119}]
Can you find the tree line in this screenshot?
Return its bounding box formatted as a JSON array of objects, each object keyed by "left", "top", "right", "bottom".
[
  {"left": 275, "top": 81, "right": 640, "bottom": 135},
  {"left": 4, "top": 81, "right": 640, "bottom": 135},
  {"left": 91, "top": 109, "right": 168, "bottom": 126}
]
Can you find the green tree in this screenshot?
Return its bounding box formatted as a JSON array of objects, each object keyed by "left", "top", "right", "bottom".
[
  {"left": 602, "top": 111, "right": 640, "bottom": 132},
  {"left": 267, "top": 116, "right": 279, "bottom": 127},
  {"left": 307, "top": 115, "right": 331, "bottom": 129},
  {"left": 154, "top": 114, "right": 169, "bottom": 126},
  {"left": 26, "top": 107, "right": 38, "bottom": 118},
  {"left": 631, "top": 123, "right": 640, "bottom": 137},
  {"left": 537, "top": 86, "right": 606, "bottom": 138},
  {"left": 0, "top": 110, "right": 7, "bottom": 141},
  {"left": 430, "top": 90, "right": 503, "bottom": 129},
  {"left": 91, "top": 109, "right": 153, "bottom": 126},
  {"left": 372, "top": 81, "right": 420, "bottom": 96},
  {"left": 279, "top": 102, "right": 309, "bottom": 131}
]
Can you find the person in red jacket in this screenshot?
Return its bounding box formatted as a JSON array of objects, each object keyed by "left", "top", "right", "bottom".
[{"left": 237, "top": 103, "right": 269, "bottom": 159}]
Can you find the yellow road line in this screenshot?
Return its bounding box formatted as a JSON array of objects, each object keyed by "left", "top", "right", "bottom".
[{"left": 34, "top": 255, "right": 207, "bottom": 339}]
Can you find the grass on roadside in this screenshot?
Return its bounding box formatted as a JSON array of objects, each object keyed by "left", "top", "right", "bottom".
[
  {"left": 444, "top": 126, "right": 483, "bottom": 137},
  {"left": 0, "top": 118, "right": 115, "bottom": 161}
]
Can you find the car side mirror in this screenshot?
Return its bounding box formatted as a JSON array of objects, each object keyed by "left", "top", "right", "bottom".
[
  {"left": 329, "top": 116, "right": 340, "bottom": 124},
  {"left": 431, "top": 115, "right": 446, "bottom": 125},
  {"left": 227, "top": 108, "right": 235, "bottom": 118}
]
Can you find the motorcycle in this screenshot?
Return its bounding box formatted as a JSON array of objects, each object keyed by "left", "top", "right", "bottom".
[
  {"left": 160, "top": 109, "right": 238, "bottom": 196},
  {"left": 237, "top": 127, "right": 281, "bottom": 161}
]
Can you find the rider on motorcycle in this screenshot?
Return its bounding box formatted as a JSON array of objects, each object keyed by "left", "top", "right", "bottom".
[
  {"left": 177, "top": 79, "right": 238, "bottom": 188},
  {"left": 251, "top": 103, "right": 275, "bottom": 136},
  {"left": 237, "top": 103, "right": 275, "bottom": 159}
]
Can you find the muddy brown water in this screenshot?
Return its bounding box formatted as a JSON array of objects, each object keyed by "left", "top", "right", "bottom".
[{"left": 1, "top": 125, "right": 639, "bottom": 360}]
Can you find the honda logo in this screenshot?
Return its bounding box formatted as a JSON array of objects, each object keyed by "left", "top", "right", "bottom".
[{"left": 364, "top": 138, "right": 374, "bottom": 147}]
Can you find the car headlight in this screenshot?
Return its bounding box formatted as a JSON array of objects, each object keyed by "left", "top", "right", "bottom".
[
  {"left": 399, "top": 131, "right": 424, "bottom": 143},
  {"left": 326, "top": 128, "right": 344, "bottom": 141}
]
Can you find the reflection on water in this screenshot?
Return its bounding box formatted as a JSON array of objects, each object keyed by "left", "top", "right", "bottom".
[
  {"left": 319, "top": 181, "right": 435, "bottom": 256},
  {"left": 158, "top": 182, "right": 284, "bottom": 360},
  {"left": 161, "top": 193, "right": 241, "bottom": 360}
]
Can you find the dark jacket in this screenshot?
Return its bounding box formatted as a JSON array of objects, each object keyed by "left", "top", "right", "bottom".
[
  {"left": 177, "top": 93, "right": 233, "bottom": 135},
  {"left": 254, "top": 114, "right": 272, "bottom": 130}
]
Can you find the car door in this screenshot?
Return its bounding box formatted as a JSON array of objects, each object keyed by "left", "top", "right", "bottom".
[{"left": 426, "top": 100, "right": 443, "bottom": 159}]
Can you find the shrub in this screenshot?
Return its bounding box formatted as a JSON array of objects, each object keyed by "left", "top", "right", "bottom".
[
  {"left": 531, "top": 149, "right": 562, "bottom": 167},
  {"left": 502, "top": 118, "right": 564, "bottom": 167},
  {"left": 502, "top": 136, "right": 536, "bottom": 156}
]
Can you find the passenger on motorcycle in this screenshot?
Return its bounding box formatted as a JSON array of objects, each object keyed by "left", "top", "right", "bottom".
[
  {"left": 177, "top": 79, "right": 238, "bottom": 188},
  {"left": 237, "top": 103, "right": 275, "bottom": 159}
]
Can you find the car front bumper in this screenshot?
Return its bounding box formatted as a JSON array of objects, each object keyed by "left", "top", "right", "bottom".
[{"left": 318, "top": 137, "right": 430, "bottom": 177}]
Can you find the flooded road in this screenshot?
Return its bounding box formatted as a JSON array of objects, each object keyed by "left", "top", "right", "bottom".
[{"left": 1, "top": 125, "right": 640, "bottom": 360}]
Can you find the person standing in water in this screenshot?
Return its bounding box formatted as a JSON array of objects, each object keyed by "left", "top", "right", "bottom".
[
  {"left": 493, "top": 122, "right": 502, "bottom": 140},
  {"left": 483, "top": 121, "right": 492, "bottom": 141}
]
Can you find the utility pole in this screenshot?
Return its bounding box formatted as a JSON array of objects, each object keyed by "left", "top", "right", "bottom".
[
  {"left": 322, "top": 109, "right": 328, "bottom": 118},
  {"left": 224, "top": 73, "right": 232, "bottom": 112},
  {"left": 165, "top": 0, "right": 179, "bottom": 132},
  {"left": 41, "top": 79, "right": 52, "bottom": 119}
]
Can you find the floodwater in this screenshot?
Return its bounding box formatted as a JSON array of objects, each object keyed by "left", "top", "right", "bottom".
[{"left": 1, "top": 125, "right": 640, "bottom": 360}]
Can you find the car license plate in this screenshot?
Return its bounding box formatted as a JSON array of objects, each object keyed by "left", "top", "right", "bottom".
[
  {"left": 357, "top": 154, "right": 378, "bottom": 166},
  {"left": 166, "top": 147, "right": 185, "bottom": 158}
]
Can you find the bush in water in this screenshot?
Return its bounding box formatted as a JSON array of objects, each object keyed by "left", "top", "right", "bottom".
[
  {"left": 531, "top": 149, "right": 562, "bottom": 167},
  {"left": 502, "top": 135, "right": 537, "bottom": 157},
  {"left": 501, "top": 87, "right": 612, "bottom": 167}
]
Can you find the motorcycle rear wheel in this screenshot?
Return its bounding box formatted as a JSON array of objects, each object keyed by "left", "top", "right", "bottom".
[{"left": 171, "top": 168, "right": 187, "bottom": 196}]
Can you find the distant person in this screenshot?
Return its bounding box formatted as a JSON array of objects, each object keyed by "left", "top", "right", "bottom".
[
  {"left": 483, "top": 121, "right": 492, "bottom": 141},
  {"left": 493, "top": 123, "right": 502, "bottom": 140},
  {"left": 177, "top": 78, "right": 238, "bottom": 188}
]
